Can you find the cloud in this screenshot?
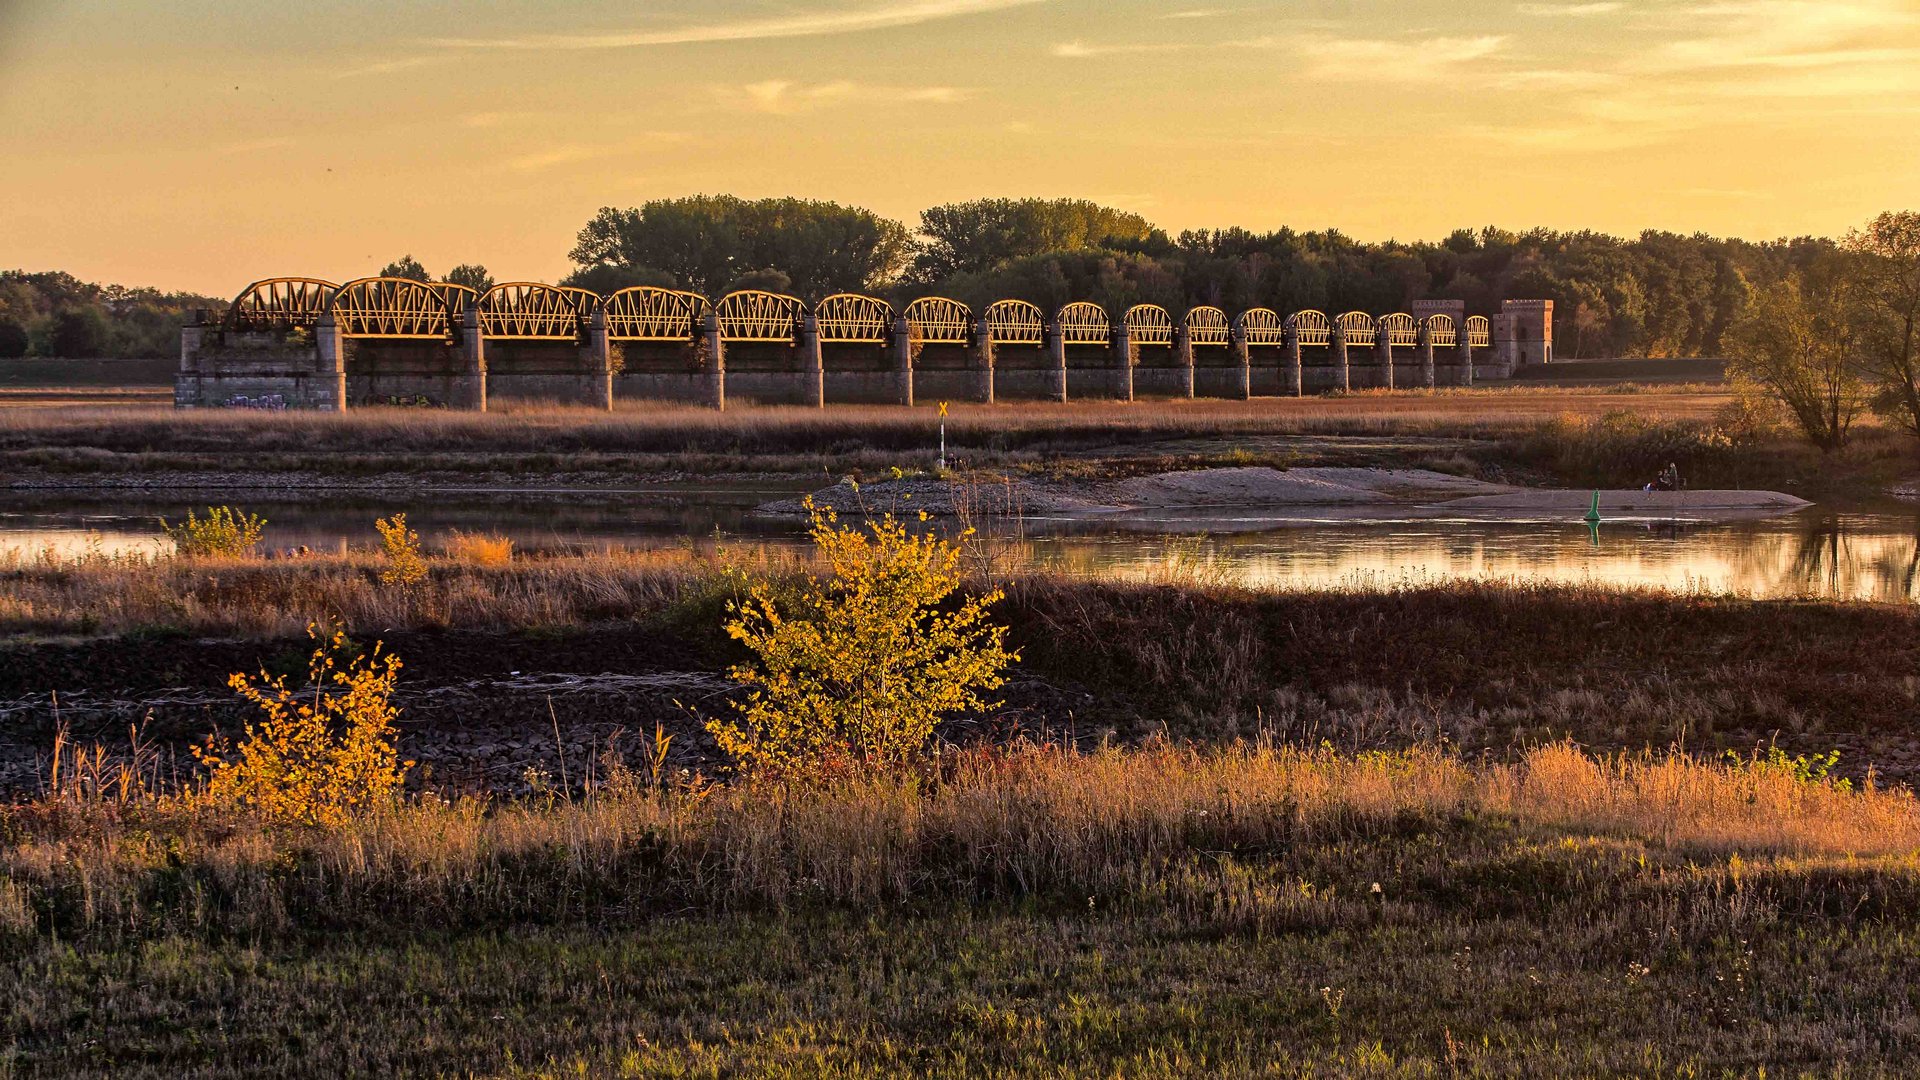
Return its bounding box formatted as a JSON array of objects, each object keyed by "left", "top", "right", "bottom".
[
  {"left": 500, "top": 133, "right": 691, "bottom": 172},
  {"left": 334, "top": 55, "right": 452, "bottom": 79},
  {"left": 432, "top": 0, "right": 1044, "bottom": 50},
  {"left": 726, "top": 79, "right": 975, "bottom": 113},
  {"left": 1515, "top": 2, "right": 1624, "bottom": 14},
  {"left": 1050, "top": 39, "right": 1199, "bottom": 58},
  {"left": 1159, "top": 8, "right": 1228, "bottom": 17},
  {"left": 1297, "top": 34, "right": 1509, "bottom": 81}
]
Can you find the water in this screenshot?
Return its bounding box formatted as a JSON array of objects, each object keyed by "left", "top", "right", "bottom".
[{"left": 2, "top": 490, "right": 1916, "bottom": 602}]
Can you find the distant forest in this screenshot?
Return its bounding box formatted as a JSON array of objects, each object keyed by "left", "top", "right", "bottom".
[{"left": 2, "top": 196, "right": 1840, "bottom": 360}]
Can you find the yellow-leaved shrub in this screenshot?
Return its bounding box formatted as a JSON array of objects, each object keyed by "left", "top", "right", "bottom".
[
  {"left": 194, "top": 624, "right": 412, "bottom": 827},
  {"left": 708, "top": 500, "right": 1017, "bottom": 778}
]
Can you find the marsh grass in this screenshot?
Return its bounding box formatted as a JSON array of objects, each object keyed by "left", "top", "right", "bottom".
[{"left": 4, "top": 740, "right": 1913, "bottom": 945}]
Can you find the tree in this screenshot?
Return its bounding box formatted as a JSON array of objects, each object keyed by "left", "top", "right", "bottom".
[
  {"left": 48, "top": 306, "right": 108, "bottom": 358},
  {"left": 444, "top": 264, "right": 495, "bottom": 293},
  {"left": 912, "top": 198, "right": 1160, "bottom": 281},
  {"left": 569, "top": 196, "right": 910, "bottom": 297},
  {"left": 378, "top": 255, "right": 431, "bottom": 281},
  {"left": 0, "top": 316, "right": 28, "bottom": 358},
  {"left": 1725, "top": 258, "right": 1869, "bottom": 451},
  {"left": 1844, "top": 211, "right": 1920, "bottom": 438},
  {"left": 559, "top": 263, "right": 676, "bottom": 296}
]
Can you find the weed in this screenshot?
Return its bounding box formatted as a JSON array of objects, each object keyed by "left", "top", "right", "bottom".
[{"left": 160, "top": 505, "right": 265, "bottom": 557}]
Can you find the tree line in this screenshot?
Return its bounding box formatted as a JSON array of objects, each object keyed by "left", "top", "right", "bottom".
[
  {"left": 1, "top": 197, "right": 1886, "bottom": 366},
  {"left": 1724, "top": 211, "right": 1920, "bottom": 451},
  {"left": 0, "top": 271, "right": 224, "bottom": 360},
  {"left": 560, "top": 195, "right": 1838, "bottom": 360}
]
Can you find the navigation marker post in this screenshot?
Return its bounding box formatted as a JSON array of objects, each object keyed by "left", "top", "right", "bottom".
[{"left": 938, "top": 401, "right": 948, "bottom": 472}]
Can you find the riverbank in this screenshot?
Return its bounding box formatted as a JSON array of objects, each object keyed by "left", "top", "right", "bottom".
[{"left": 5, "top": 556, "right": 1920, "bottom": 794}]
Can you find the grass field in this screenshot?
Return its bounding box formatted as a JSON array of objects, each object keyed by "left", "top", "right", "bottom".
[{"left": 5, "top": 742, "right": 1918, "bottom": 1076}]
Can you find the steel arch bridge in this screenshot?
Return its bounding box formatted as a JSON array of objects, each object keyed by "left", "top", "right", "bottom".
[
  {"left": 984, "top": 300, "right": 1045, "bottom": 345},
  {"left": 903, "top": 297, "right": 971, "bottom": 344},
  {"left": 716, "top": 290, "right": 805, "bottom": 343},
  {"left": 605, "top": 287, "right": 707, "bottom": 342},
  {"left": 227, "top": 277, "right": 337, "bottom": 331},
  {"left": 814, "top": 293, "right": 893, "bottom": 344},
  {"left": 479, "top": 282, "right": 597, "bottom": 339},
  {"left": 1123, "top": 304, "right": 1173, "bottom": 346}
]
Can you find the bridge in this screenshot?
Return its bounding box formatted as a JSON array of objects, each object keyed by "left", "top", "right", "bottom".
[{"left": 177, "top": 277, "right": 1553, "bottom": 410}]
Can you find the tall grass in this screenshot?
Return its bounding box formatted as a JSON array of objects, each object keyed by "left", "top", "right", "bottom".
[{"left": 4, "top": 741, "right": 1913, "bottom": 942}]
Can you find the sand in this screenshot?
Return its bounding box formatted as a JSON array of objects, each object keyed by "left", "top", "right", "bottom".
[{"left": 768, "top": 467, "right": 1809, "bottom": 519}]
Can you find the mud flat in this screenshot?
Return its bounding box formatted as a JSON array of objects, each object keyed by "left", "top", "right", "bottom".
[{"left": 774, "top": 466, "right": 1811, "bottom": 521}]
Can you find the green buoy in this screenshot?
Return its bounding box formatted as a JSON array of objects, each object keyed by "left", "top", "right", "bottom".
[{"left": 1583, "top": 490, "right": 1602, "bottom": 524}]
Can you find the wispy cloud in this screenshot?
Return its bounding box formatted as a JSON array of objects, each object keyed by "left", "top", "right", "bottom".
[
  {"left": 501, "top": 133, "right": 691, "bottom": 172},
  {"left": 432, "top": 0, "right": 1044, "bottom": 50},
  {"left": 335, "top": 55, "right": 452, "bottom": 79},
  {"left": 1298, "top": 34, "right": 1509, "bottom": 81},
  {"left": 1160, "top": 8, "right": 1228, "bottom": 17},
  {"left": 726, "top": 79, "right": 975, "bottom": 114},
  {"left": 1051, "top": 39, "right": 1200, "bottom": 58},
  {"left": 1515, "top": 2, "right": 1624, "bottom": 15}
]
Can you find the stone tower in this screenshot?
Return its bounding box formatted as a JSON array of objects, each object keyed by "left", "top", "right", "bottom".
[{"left": 1494, "top": 299, "right": 1553, "bottom": 369}]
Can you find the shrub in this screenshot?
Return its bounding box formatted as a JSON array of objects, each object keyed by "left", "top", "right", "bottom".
[
  {"left": 194, "top": 624, "right": 411, "bottom": 827},
  {"left": 708, "top": 500, "right": 1017, "bottom": 778},
  {"left": 374, "top": 513, "right": 427, "bottom": 587},
  {"left": 445, "top": 529, "right": 513, "bottom": 566},
  {"left": 161, "top": 505, "right": 265, "bottom": 557}
]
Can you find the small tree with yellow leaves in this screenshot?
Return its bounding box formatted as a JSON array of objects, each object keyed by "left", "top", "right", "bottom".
[
  {"left": 709, "top": 500, "right": 1016, "bottom": 777},
  {"left": 375, "top": 513, "right": 428, "bottom": 587},
  {"left": 195, "top": 624, "right": 412, "bottom": 827}
]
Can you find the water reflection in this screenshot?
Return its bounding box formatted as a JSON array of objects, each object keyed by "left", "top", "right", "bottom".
[{"left": 2, "top": 496, "right": 1918, "bottom": 602}]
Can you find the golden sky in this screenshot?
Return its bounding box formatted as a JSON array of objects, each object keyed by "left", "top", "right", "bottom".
[{"left": 2, "top": 0, "right": 1916, "bottom": 296}]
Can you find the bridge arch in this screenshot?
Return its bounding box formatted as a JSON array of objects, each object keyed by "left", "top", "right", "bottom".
[
  {"left": 329, "top": 277, "right": 458, "bottom": 338},
  {"left": 984, "top": 300, "right": 1045, "bottom": 345},
  {"left": 716, "top": 289, "right": 804, "bottom": 343},
  {"left": 1337, "top": 311, "right": 1376, "bottom": 346},
  {"left": 226, "top": 277, "right": 337, "bottom": 331},
  {"left": 1285, "top": 309, "right": 1330, "bottom": 345},
  {"left": 1425, "top": 313, "right": 1457, "bottom": 348},
  {"left": 1465, "top": 315, "right": 1491, "bottom": 348},
  {"left": 1122, "top": 304, "right": 1173, "bottom": 346},
  {"left": 479, "top": 282, "right": 598, "bottom": 339},
  {"left": 814, "top": 293, "right": 893, "bottom": 344},
  {"left": 1184, "top": 306, "right": 1229, "bottom": 347},
  {"left": 1057, "top": 302, "right": 1110, "bottom": 346},
  {"left": 1378, "top": 312, "right": 1418, "bottom": 347},
  {"left": 903, "top": 297, "right": 971, "bottom": 345},
  {"left": 1239, "top": 308, "right": 1286, "bottom": 346},
  {"left": 605, "top": 287, "right": 707, "bottom": 341}
]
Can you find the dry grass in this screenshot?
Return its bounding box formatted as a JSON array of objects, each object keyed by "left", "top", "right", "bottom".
[
  {"left": 4, "top": 740, "right": 1911, "bottom": 943},
  {"left": 442, "top": 529, "right": 513, "bottom": 566},
  {"left": 0, "top": 389, "right": 1734, "bottom": 461}
]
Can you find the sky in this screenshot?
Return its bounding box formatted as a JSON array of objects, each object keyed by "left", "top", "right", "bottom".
[{"left": 1, "top": 0, "right": 1917, "bottom": 296}]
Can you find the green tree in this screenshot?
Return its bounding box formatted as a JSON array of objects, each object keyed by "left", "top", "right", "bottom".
[
  {"left": 444, "top": 263, "right": 495, "bottom": 293},
  {"left": 0, "top": 316, "right": 28, "bottom": 358},
  {"left": 48, "top": 306, "right": 108, "bottom": 357},
  {"left": 1725, "top": 259, "right": 1869, "bottom": 452},
  {"left": 913, "top": 198, "right": 1161, "bottom": 280},
  {"left": 1844, "top": 211, "right": 1920, "bottom": 438},
  {"left": 570, "top": 196, "right": 910, "bottom": 297},
  {"left": 379, "top": 255, "right": 432, "bottom": 282}
]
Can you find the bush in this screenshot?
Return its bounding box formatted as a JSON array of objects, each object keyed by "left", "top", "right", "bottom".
[
  {"left": 375, "top": 513, "right": 427, "bottom": 587},
  {"left": 194, "top": 624, "right": 411, "bottom": 827},
  {"left": 161, "top": 505, "right": 265, "bottom": 557},
  {"left": 708, "top": 500, "right": 1017, "bottom": 778},
  {"left": 445, "top": 529, "right": 513, "bottom": 566}
]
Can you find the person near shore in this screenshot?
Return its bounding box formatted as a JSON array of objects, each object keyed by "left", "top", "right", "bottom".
[{"left": 1644, "top": 463, "right": 1681, "bottom": 492}]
